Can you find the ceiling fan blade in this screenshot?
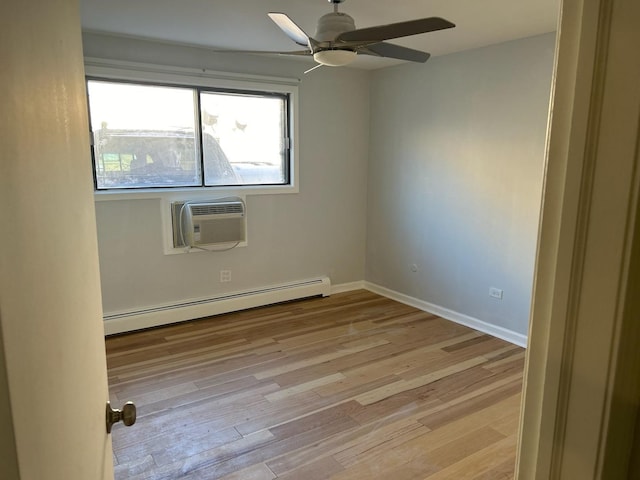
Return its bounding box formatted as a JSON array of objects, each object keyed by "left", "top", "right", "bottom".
[
  {"left": 359, "top": 42, "right": 430, "bottom": 63},
  {"left": 273, "top": 50, "right": 313, "bottom": 57},
  {"left": 336, "top": 17, "right": 454, "bottom": 44},
  {"left": 268, "top": 12, "right": 310, "bottom": 47},
  {"left": 210, "top": 48, "right": 311, "bottom": 57}
]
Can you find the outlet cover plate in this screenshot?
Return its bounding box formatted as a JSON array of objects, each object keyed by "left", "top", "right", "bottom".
[{"left": 489, "top": 287, "right": 503, "bottom": 299}]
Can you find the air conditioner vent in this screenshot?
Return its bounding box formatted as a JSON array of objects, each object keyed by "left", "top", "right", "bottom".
[{"left": 190, "top": 203, "right": 244, "bottom": 217}]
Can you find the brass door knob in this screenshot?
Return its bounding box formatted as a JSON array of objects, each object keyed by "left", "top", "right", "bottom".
[{"left": 106, "top": 401, "right": 136, "bottom": 434}]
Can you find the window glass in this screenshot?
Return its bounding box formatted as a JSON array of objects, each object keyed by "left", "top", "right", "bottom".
[
  {"left": 200, "top": 92, "right": 287, "bottom": 186},
  {"left": 87, "top": 81, "right": 200, "bottom": 189}
]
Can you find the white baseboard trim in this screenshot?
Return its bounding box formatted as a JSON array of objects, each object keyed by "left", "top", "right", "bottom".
[
  {"left": 103, "top": 276, "right": 331, "bottom": 336},
  {"left": 103, "top": 276, "right": 527, "bottom": 347},
  {"left": 331, "top": 281, "right": 366, "bottom": 294},
  {"left": 364, "top": 282, "right": 528, "bottom": 348}
]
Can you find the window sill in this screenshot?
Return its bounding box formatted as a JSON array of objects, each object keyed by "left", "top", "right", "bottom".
[{"left": 93, "top": 183, "right": 298, "bottom": 202}]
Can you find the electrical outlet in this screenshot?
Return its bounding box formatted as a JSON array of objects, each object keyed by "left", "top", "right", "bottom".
[
  {"left": 220, "top": 270, "right": 232, "bottom": 283},
  {"left": 489, "top": 287, "right": 503, "bottom": 299}
]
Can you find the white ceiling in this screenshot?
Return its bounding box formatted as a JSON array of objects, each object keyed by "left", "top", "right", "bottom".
[{"left": 80, "top": 0, "right": 560, "bottom": 69}]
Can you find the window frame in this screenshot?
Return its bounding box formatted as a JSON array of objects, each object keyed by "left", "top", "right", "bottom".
[{"left": 85, "top": 58, "right": 300, "bottom": 201}]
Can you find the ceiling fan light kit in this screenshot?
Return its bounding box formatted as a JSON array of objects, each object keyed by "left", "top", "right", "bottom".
[{"left": 313, "top": 49, "right": 357, "bottom": 66}]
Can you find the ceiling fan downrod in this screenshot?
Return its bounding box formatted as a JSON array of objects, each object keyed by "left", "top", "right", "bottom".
[{"left": 329, "top": 0, "right": 345, "bottom": 12}]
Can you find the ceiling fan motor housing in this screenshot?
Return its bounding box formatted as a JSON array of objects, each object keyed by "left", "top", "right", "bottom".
[{"left": 314, "top": 12, "right": 356, "bottom": 42}]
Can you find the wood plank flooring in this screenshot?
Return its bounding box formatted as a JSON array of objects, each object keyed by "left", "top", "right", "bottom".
[{"left": 106, "top": 290, "right": 524, "bottom": 479}]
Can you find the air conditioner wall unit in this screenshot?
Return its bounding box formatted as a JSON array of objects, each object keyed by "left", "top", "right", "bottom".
[{"left": 172, "top": 199, "right": 246, "bottom": 248}]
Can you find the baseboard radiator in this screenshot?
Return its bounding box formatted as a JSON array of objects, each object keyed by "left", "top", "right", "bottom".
[{"left": 103, "top": 276, "right": 331, "bottom": 336}]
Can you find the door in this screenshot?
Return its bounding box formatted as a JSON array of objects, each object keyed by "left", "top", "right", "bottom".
[{"left": 0, "top": 1, "right": 114, "bottom": 478}]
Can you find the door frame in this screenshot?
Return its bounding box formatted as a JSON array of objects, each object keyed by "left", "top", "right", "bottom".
[{"left": 516, "top": 0, "right": 640, "bottom": 477}]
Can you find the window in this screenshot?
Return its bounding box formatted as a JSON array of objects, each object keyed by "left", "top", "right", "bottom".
[{"left": 87, "top": 78, "right": 291, "bottom": 190}]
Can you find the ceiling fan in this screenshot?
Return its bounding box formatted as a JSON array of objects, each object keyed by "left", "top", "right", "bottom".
[{"left": 231, "top": 0, "right": 455, "bottom": 71}]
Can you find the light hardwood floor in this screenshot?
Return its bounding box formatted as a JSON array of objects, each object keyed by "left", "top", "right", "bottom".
[{"left": 106, "top": 290, "right": 524, "bottom": 479}]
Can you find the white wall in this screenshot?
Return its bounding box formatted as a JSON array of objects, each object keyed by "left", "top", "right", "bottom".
[
  {"left": 82, "top": 33, "right": 370, "bottom": 315},
  {"left": 366, "top": 33, "right": 556, "bottom": 336}
]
